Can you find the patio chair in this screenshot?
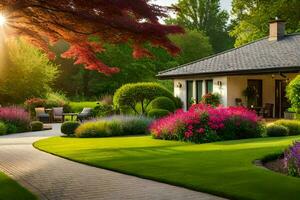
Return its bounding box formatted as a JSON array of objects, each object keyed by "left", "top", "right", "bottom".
[
  {"left": 35, "top": 107, "right": 50, "bottom": 123},
  {"left": 77, "top": 108, "right": 93, "bottom": 122},
  {"left": 53, "top": 107, "right": 64, "bottom": 122}
]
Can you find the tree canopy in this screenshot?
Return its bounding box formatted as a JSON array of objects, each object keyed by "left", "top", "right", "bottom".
[
  {"left": 1, "top": 0, "right": 183, "bottom": 74},
  {"left": 230, "top": 0, "right": 300, "bottom": 47},
  {"left": 0, "top": 39, "right": 58, "bottom": 104},
  {"left": 167, "top": 0, "right": 233, "bottom": 53}
]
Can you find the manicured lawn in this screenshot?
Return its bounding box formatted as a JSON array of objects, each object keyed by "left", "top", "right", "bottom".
[
  {"left": 0, "top": 172, "right": 36, "bottom": 200},
  {"left": 34, "top": 136, "right": 300, "bottom": 200}
]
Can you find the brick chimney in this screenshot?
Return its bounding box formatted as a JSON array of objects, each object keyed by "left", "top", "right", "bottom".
[{"left": 269, "top": 19, "right": 286, "bottom": 41}]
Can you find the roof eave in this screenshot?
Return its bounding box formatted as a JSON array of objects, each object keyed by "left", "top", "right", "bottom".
[{"left": 157, "top": 66, "right": 300, "bottom": 79}]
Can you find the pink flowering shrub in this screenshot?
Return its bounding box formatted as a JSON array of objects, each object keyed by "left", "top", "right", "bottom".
[
  {"left": 150, "top": 104, "right": 265, "bottom": 143},
  {"left": 0, "top": 106, "right": 30, "bottom": 132}
]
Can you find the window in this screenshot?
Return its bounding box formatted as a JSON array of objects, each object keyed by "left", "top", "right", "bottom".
[
  {"left": 205, "top": 80, "right": 213, "bottom": 94},
  {"left": 186, "top": 80, "right": 194, "bottom": 109},
  {"left": 196, "top": 80, "right": 203, "bottom": 103}
]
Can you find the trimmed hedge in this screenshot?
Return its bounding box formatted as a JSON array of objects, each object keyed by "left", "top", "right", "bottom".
[
  {"left": 75, "top": 115, "right": 152, "bottom": 138},
  {"left": 266, "top": 124, "right": 289, "bottom": 137},
  {"left": 274, "top": 120, "right": 300, "bottom": 135},
  {"left": 30, "top": 121, "right": 43, "bottom": 131},
  {"left": 148, "top": 109, "right": 170, "bottom": 118},
  {"left": 69, "top": 102, "right": 100, "bottom": 113},
  {"left": 113, "top": 82, "right": 177, "bottom": 115},
  {"left": 61, "top": 121, "right": 81, "bottom": 136},
  {"left": 149, "top": 97, "right": 176, "bottom": 112},
  {"left": 0, "top": 122, "right": 7, "bottom": 135}
]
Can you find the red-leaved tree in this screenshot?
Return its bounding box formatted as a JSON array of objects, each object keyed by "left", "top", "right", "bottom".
[{"left": 1, "top": 0, "right": 183, "bottom": 75}]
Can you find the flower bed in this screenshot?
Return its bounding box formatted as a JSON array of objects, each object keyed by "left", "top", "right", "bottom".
[
  {"left": 284, "top": 141, "right": 300, "bottom": 177},
  {"left": 150, "top": 104, "right": 265, "bottom": 143},
  {"left": 0, "top": 107, "right": 31, "bottom": 134}
]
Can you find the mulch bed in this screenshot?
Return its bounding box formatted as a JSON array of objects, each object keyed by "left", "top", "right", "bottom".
[{"left": 263, "top": 158, "right": 288, "bottom": 175}]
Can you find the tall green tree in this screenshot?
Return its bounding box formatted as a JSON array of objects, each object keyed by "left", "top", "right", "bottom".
[
  {"left": 0, "top": 39, "right": 58, "bottom": 104},
  {"left": 230, "top": 0, "right": 300, "bottom": 47},
  {"left": 167, "top": 0, "right": 233, "bottom": 53}
]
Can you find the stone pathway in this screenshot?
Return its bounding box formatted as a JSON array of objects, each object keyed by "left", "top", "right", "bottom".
[{"left": 0, "top": 124, "right": 225, "bottom": 200}]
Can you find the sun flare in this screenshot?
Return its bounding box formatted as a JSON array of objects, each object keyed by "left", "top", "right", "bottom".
[{"left": 0, "top": 14, "right": 7, "bottom": 26}]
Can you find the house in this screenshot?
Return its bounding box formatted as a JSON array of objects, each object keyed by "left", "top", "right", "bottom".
[{"left": 157, "top": 20, "right": 300, "bottom": 118}]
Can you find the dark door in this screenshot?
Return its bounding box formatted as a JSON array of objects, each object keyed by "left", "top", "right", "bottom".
[
  {"left": 248, "top": 80, "right": 263, "bottom": 107},
  {"left": 275, "top": 80, "right": 290, "bottom": 118}
]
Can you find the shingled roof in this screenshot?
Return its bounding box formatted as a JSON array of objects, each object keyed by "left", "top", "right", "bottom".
[{"left": 158, "top": 34, "right": 300, "bottom": 78}]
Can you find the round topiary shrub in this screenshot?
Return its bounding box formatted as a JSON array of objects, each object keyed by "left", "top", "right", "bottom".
[
  {"left": 267, "top": 124, "right": 289, "bottom": 137},
  {"left": 113, "top": 82, "right": 176, "bottom": 115},
  {"left": 0, "top": 122, "right": 7, "bottom": 135},
  {"left": 30, "top": 121, "right": 44, "bottom": 131},
  {"left": 61, "top": 121, "right": 81, "bottom": 136},
  {"left": 148, "top": 109, "right": 170, "bottom": 119},
  {"left": 149, "top": 97, "right": 176, "bottom": 112},
  {"left": 5, "top": 123, "right": 17, "bottom": 134}
]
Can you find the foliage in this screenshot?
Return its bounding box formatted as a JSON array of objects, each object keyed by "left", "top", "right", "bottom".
[
  {"left": 0, "top": 39, "right": 58, "bottom": 104},
  {"left": 44, "top": 92, "right": 69, "bottom": 108},
  {"left": 93, "top": 104, "right": 114, "bottom": 117},
  {"left": 148, "top": 97, "right": 176, "bottom": 112},
  {"left": 0, "top": 122, "right": 7, "bottom": 135},
  {"left": 0, "top": 107, "right": 30, "bottom": 132},
  {"left": 69, "top": 102, "right": 100, "bottom": 113},
  {"left": 148, "top": 109, "right": 170, "bottom": 119},
  {"left": 1, "top": 1, "right": 183, "bottom": 74},
  {"left": 113, "top": 82, "right": 176, "bottom": 115},
  {"left": 243, "top": 86, "right": 259, "bottom": 106},
  {"left": 75, "top": 115, "right": 152, "bottom": 138},
  {"left": 169, "top": 30, "right": 213, "bottom": 64},
  {"left": 150, "top": 104, "right": 263, "bottom": 143},
  {"left": 200, "top": 93, "right": 221, "bottom": 107},
  {"left": 61, "top": 121, "right": 81, "bottom": 136},
  {"left": 287, "top": 75, "right": 300, "bottom": 111},
  {"left": 167, "top": 0, "right": 233, "bottom": 52},
  {"left": 266, "top": 124, "right": 289, "bottom": 137},
  {"left": 35, "top": 134, "right": 300, "bottom": 200},
  {"left": 5, "top": 123, "right": 17, "bottom": 134},
  {"left": 284, "top": 141, "right": 300, "bottom": 177},
  {"left": 274, "top": 120, "right": 300, "bottom": 136},
  {"left": 230, "top": 0, "right": 300, "bottom": 47},
  {"left": 30, "top": 121, "right": 44, "bottom": 132}
]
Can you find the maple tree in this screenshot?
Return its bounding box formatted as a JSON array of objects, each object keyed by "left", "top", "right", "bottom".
[{"left": 1, "top": 0, "right": 183, "bottom": 75}]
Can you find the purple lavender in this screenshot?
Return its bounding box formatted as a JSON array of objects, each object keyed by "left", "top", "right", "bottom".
[{"left": 284, "top": 141, "right": 300, "bottom": 177}]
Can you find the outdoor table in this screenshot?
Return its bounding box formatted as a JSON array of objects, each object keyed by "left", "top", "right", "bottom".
[
  {"left": 45, "top": 108, "right": 53, "bottom": 123},
  {"left": 63, "top": 113, "right": 78, "bottom": 122}
]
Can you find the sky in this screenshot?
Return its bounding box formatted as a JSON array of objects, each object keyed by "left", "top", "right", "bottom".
[{"left": 152, "top": 0, "right": 232, "bottom": 13}]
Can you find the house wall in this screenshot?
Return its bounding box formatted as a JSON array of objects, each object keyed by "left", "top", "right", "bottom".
[
  {"left": 174, "top": 73, "right": 299, "bottom": 111},
  {"left": 174, "top": 76, "right": 228, "bottom": 110}
]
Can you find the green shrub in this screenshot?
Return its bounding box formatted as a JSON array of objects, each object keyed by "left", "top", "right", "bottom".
[
  {"left": 287, "top": 75, "right": 300, "bottom": 110},
  {"left": 45, "top": 92, "right": 69, "bottom": 108},
  {"left": 174, "top": 96, "right": 183, "bottom": 109},
  {"left": 149, "top": 97, "right": 176, "bottom": 112},
  {"left": 75, "top": 115, "right": 152, "bottom": 138},
  {"left": 5, "top": 123, "right": 17, "bottom": 134},
  {"left": 113, "top": 82, "right": 176, "bottom": 115},
  {"left": 266, "top": 124, "right": 289, "bottom": 137},
  {"left": 75, "top": 121, "right": 110, "bottom": 138},
  {"left": 0, "top": 122, "right": 7, "bottom": 135},
  {"left": 200, "top": 93, "right": 221, "bottom": 107},
  {"left": 30, "top": 121, "right": 44, "bottom": 131},
  {"left": 69, "top": 102, "right": 99, "bottom": 113},
  {"left": 61, "top": 121, "right": 81, "bottom": 136},
  {"left": 148, "top": 109, "right": 170, "bottom": 118},
  {"left": 93, "top": 104, "right": 114, "bottom": 117},
  {"left": 274, "top": 120, "right": 300, "bottom": 135}
]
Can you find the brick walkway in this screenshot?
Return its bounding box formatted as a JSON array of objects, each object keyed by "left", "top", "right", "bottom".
[{"left": 0, "top": 124, "right": 225, "bottom": 200}]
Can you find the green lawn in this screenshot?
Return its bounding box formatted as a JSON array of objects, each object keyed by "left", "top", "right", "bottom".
[
  {"left": 0, "top": 172, "right": 36, "bottom": 200},
  {"left": 34, "top": 135, "right": 300, "bottom": 200}
]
